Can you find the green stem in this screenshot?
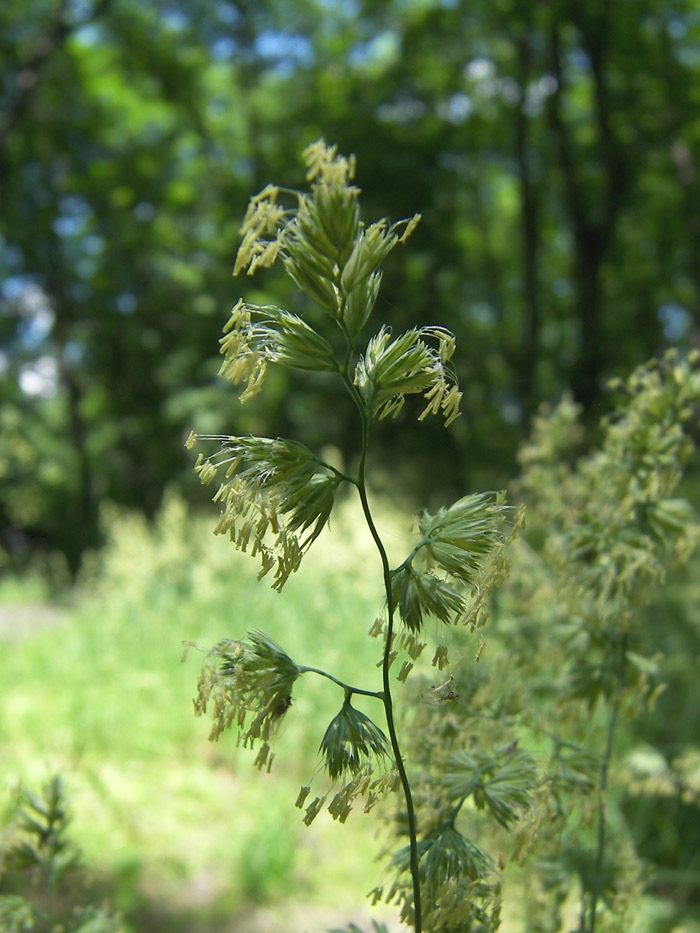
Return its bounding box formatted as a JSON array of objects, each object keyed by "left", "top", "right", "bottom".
[
  {"left": 313, "top": 449, "right": 355, "bottom": 484},
  {"left": 354, "top": 408, "right": 423, "bottom": 933},
  {"left": 339, "top": 354, "right": 367, "bottom": 420},
  {"left": 445, "top": 791, "right": 471, "bottom": 830},
  {"left": 338, "top": 354, "right": 423, "bottom": 930},
  {"left": 298, "top": 665, "right": 384, "bottom": 700},
  {"left": 589, "top": 633, "right": 627, "bottom": 933},
  {"left": 391, "top": 533, "right": 431, "bottom": 575}
]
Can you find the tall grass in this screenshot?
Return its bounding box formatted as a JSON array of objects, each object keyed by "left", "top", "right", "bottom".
[{"left": 0, "top": 490, "right": 410, "bottom": 931}]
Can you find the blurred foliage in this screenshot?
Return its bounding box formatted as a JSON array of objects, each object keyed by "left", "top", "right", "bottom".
[
  {"left": 0, "top": 776, "right": 126, "bottom": 932},
  {"left": 2, "top": 0, "right": 700, "bottom": 571},
  {"left": 394, "top": 352, "right": 700, "bottom": 931}
]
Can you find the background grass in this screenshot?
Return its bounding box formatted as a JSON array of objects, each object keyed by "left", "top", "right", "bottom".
[{"left": 0, "top": 490, "right": 414, "bottom": 932}]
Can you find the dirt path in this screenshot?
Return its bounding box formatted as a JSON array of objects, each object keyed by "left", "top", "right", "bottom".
[{"left": 0, "top": 602, "right": 65, "bottom": 639}]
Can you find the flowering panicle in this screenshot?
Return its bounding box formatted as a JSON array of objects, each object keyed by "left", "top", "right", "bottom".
[
  {"left": 232, "top": 139, "right": 421, "bottom": 346},
  {"left": 186, "top": 142, "right": 524, "bottom": 933},
  {"left": 218, "top": 299, "right": 339, "bottom": 402},
  {"left": 234, "top": 184, "right": 292, "bottom": 276},
  {"left": 390, "top": 492, "right": 517, "bottom": 634},
  {"left": 391, "top": 566, "right": 465, "bottom": 633},
  {"left": 193, "top": 632, "right": 301, "bottom": 757},
  {"left": 324, "top": 769, "right": 401, "bottom": 824},
  {"left": 417, "top": 492, "right": 513, "bottom": 583},
  {"left": 191, "top": 434, "right": 344, "bottom": 590},
  {"left": 355, "top": 326, "right": 462, "bottom": 426},
  {"left": 386, "top": 827, "right": 500, "bottom": 931},
  {"left": 293, "top": 698, "right": 398, "bottom": 827},
  {"left": 303, "top": 139, "right": 358, "bottom": 187},
  {"left": 520, "top": 349, "right": 700, "bottom": 633},
  {"left": 442, "top": 746, "right": 538, "bottom": 829}
]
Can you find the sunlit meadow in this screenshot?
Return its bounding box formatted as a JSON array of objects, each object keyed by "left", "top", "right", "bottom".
[{"left": 0, "top": 491, "right": 414, "bottom": 932}]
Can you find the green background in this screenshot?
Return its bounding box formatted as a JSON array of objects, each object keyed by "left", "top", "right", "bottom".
[{"left": 3, "top": 0, "right": 699, "bottom": 573}]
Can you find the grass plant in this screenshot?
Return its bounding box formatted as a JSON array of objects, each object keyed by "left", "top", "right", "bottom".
[
  {"left": 185, "top": 141, "right": 700, "bottom": 933},
  {"left": 186, "top": 141, "right": 523, "bottom": 932}
]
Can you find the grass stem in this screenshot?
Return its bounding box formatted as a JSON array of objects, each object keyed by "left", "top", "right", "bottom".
[{"left": 355, "top": 410, "right": 423, "bottom": 933}]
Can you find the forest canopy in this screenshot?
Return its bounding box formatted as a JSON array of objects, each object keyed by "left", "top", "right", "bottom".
[{"left": 2, "top": 0, "right": 699, "bottom": 571}]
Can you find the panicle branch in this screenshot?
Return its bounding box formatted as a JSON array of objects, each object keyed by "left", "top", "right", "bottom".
[
  {"left": 189, "top": 434, "right": 344, "bottom": 590},
  {"left": 354, "top": 326, "right": 462, "bottom": 426},
  {"left": 193, "top": 632, "right": 301, "bottom": 760},
  {"left": 390, "top": 492, "right": 524, "bottom": 634}
]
